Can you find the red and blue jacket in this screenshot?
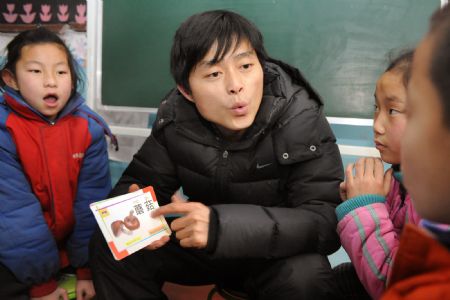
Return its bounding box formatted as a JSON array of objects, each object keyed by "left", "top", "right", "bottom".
[{"left": 0, "top": 87, "right": 114, "bottom": 297}]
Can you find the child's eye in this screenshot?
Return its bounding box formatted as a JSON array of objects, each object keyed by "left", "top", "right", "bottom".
[
  {"left": 374, "top": 104, "right": 379, "bottom": 112},
  {"left": 389, "top": 108, "right": 401, "bottom": 115},
  {"left": 58, "top": 70, "right": 68, "bottom": 75},
  {"left": 28, "top": 69, "right": 41, "bottom": 73}
]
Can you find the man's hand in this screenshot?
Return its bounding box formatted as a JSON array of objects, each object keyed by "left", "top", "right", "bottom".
[
  {"left": 152, "top": 193, "right": 210, "bottom": 249},
  {"left": 76, "top": 280, "right": 95, "bottom": 300},
  {"left": 144, "top": 235, "right": 170, "bottom": 250},
  {"left": 344, "top": 157, "right": 392, "bottom": 200},
  {"left": 31, "top": 287, "right": 68, "bottom": 300}
]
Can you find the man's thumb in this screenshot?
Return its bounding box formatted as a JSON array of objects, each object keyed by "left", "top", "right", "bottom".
[{"left": 128, "top": 184, "right": 140, "bottom": 193}]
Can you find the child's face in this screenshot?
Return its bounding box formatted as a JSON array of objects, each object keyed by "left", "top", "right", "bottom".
[
  {"left": 178, "top": 39, "right": 264, "bottom": 139},
  {"left": 402, "top": 35, "right": 450, "bottom": 224},
  {"left": 4, "top": 43, "right": 72, "bottom": 121},
  {"left": 373, "top": 70, "right": 408, "bottom": 164}
]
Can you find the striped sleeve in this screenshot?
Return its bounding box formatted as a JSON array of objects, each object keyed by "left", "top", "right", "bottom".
[{"left": 336, "top": 195, "right": 400, "bottom": 299}]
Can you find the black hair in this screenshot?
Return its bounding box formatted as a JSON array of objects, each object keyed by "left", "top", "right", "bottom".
[
  {"left": 429, "top": 4, "right": 450, "bottom": 129},
  {"left": 385, "top": 49, "right": 414, "bottom": 88},
  {"left": 0, "top": 26, "right": 80, "bottom": 96},
  {"left": 170, "top": 10, "right": 268, "bottom": 94}
]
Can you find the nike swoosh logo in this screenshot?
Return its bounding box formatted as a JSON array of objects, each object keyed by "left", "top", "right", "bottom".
[{"left": 256, "top": 163, "right": 272, "bottom": 169}]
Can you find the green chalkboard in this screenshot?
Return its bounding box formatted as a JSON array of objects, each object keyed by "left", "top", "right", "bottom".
[{"left": 102, "top": 0, "right": 439, "bottom": 118}]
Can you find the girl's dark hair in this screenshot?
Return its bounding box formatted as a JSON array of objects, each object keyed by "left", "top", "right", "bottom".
[
  {"left": 385, "top": 49, "right": 414, "bottom": 88},
  {"left": 429, "top": 4, "right": 450, "bottom": 129},
  {"left": 1, "top": 27, "right": 80, "bottom": 95},
  {"left": 170, "top": 10, "right": 268, "bottom": 94}
]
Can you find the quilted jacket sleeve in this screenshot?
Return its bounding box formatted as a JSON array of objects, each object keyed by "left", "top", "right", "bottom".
[
  {"left": 0, "top": 110, "right": 59, "bottom": 294},
  {"left": 336, "top": 179, "right": 419, "bottom": 299}
]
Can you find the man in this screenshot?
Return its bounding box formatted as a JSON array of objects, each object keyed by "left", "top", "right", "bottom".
[{"left": 90, "top": 10, "right": 343, "bottom": 299}]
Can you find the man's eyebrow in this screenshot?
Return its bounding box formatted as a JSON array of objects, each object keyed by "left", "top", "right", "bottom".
[
  {"left": 197, "top": 50, "right": 256, "bottom": 68},
  {"left": 233, "top": 50, "right": 256, "bottom": 60},
  {"left": 197, "top": 60, "right": 215, "bottom": 68}
]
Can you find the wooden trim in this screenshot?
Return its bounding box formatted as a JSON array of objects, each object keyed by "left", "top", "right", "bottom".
[{"left": 0, "top": 22, "right": 85, "bottom": 33}]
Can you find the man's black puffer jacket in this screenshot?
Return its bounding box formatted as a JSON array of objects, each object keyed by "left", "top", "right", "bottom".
[{"left": 111, "top": 59, "right": 344, "bottom": 259}]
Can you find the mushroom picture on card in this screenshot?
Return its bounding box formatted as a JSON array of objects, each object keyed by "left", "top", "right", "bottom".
[{"left": 110, "top": 210, "right": 141, "bottom": 237}]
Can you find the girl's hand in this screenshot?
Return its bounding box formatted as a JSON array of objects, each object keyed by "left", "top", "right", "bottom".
[
  {"left": 76, "top": 280, "right": 95, "bottom": 300},
  {"left": 345, "top": 157, "right": 392, "bottom": 200},
  {"left": 31, "top": 287, "right": 68, "bottom": 300},
  {"left": 339, "top": 181, "right": 348, "bottom": 201}
]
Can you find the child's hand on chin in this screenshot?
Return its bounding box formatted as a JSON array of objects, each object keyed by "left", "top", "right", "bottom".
[{"left": 344, "top": 157, "right": 392, "bottom": 200}]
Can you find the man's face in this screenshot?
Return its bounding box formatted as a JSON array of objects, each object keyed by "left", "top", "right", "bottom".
[
  {"left": 178, "top": 39, "right": 264, "bottom": 139},
  {"left": 402, "top": 35, "right": 450, "bottom": 224}
]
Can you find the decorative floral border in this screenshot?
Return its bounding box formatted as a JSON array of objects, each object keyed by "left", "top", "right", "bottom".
[{"left": 0, "top": 1, "right": 87, "bottom": 32}]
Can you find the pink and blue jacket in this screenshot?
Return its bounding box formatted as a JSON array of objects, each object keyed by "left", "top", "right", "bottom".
[
  {"left": 0, "top": 87, "right": 115, "bottom": 297},
  {"left": 336, "top": 170, "right": 421, "bottom": 299}
]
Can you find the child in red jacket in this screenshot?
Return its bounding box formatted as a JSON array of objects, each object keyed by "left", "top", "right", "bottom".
[{"left": 0, "top": 27, "right": 115, "bottom": 300}]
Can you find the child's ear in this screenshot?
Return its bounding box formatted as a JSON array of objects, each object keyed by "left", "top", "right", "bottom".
[
  {"left": 177, "top": 85, "right": 194, "bottom": 102},
  {"left": 1, "top": 69, "right": 19, "bottom": 90}
]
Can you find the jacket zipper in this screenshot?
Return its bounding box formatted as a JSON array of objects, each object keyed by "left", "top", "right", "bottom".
[
  {"left": 215, "top": 149, "right": 229, "bottom": 202},
  {"left": 39, "top": 123, "right": 57, "bottom": 227}
]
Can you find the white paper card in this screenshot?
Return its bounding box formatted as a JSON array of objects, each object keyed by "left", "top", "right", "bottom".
[{"left": 90, "top": 186, "right": 171, "bottom": 260}]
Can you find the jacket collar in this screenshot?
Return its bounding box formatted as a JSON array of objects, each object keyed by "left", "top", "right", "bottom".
[
  {"left": 389, "top": 224, "right": 450, "bottom": 285},
  {"left": 392, "top": 165, "right": 403, "bottom": 184},
  {"left": 1, "top": 86, "right": 85, "bottom": 123},
  {"left": 155, "top": 60, "right": 322, "bottom": 151},
  {"left": 420, "top": 219, "right": 450, "bottom": 249}
]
